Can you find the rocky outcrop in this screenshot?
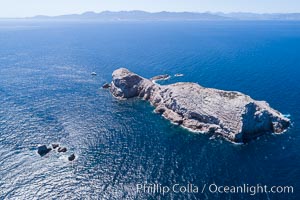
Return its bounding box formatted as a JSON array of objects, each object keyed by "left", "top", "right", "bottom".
[
  {"left": 150, "top": 74, "right": 170, "bottom": 81},
  {"left": 110, "top": 68, "right": 290, "bottom": 143},
  {"left": 37, "top": 145, "right": 52, "bottom": 156},
  {"left": 102, "top": 83, "right": 111, "bottom": 89},
  {"left": 52, "top": 144, "right": 59, "bottom": 149},
  {"left": 68, "top": 154, "right": 76, "bottom": 161},
  {"left": 57, "top": 147, "right": 67, "bottom": 153}
]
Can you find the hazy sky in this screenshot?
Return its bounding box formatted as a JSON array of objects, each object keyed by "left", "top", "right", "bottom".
[{"left": 0, "top": 0, "right": 299, "bottom": 18}]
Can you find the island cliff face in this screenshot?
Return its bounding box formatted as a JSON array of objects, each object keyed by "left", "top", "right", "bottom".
[{"left": 110, "top": 68, "right": 290, "bottom": 143}]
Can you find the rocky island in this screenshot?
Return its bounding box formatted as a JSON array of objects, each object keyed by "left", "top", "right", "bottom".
[{"left": 109, "top": 68, "right": 290, "bottom": 143}]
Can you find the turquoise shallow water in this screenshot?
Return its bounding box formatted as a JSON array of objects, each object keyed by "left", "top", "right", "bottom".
[{"left": 0, "top": 21, "right": 299, "bottom": 199}]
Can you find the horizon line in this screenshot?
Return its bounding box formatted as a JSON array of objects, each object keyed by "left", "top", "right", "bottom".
[{"left": 1, "top": 10, "right": 300, "bottom": 19}]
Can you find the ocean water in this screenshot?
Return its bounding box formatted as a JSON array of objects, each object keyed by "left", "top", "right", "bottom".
[{"left": 0, "top": 21, "right": 299, "bottom": 199}]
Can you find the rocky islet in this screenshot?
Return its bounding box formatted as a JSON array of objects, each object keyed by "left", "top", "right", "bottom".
[{"left": 109, "top": 68, "right": 290, "bottom": 143}]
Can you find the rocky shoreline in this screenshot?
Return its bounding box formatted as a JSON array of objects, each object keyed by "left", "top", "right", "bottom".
[{"left": 109, "top": 68, "right": 290, "bottom": 143}]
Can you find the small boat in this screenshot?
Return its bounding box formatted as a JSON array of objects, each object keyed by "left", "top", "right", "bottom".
[
  {"left": 91, "top": 72, "right": 97, "bottom": 76},
  {"left": 174, "top": 73, "right": 184, "bottom": 77}
]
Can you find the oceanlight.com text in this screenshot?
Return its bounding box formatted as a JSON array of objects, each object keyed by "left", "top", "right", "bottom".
[{"left": 207, "top": 183, "right": 294, "bottom": 196}]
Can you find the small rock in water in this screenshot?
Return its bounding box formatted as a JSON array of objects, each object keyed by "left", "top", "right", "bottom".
[
  {"left": 52, "top": 144, "right": 59, "bottom": 149},
  {"left": 150, "top": 74, "right": 170, "bottom": 81},
  {"left": 68, "top": 154, "right": 76, "bottom": 161},
  {"left": 91, "top": 72, "right": 97, "bottom": 76},
  {"left": 102, "top": 83, "right": 111, "bottom": 89},
  {"left": 57, "top": 147, "right": 67, "bottom": 153},
  {"left": 37, "top": 145, "right": 52, "bottom": 156}
]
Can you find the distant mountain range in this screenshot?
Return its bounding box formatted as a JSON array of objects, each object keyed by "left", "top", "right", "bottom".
[{"left": 2, "top": 11, "right": 300, "bottom": 21}]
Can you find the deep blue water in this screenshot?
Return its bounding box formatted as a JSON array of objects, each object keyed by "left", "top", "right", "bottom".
[{"left": 0, "top": 21, "right": 299, "bottom": 199}]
